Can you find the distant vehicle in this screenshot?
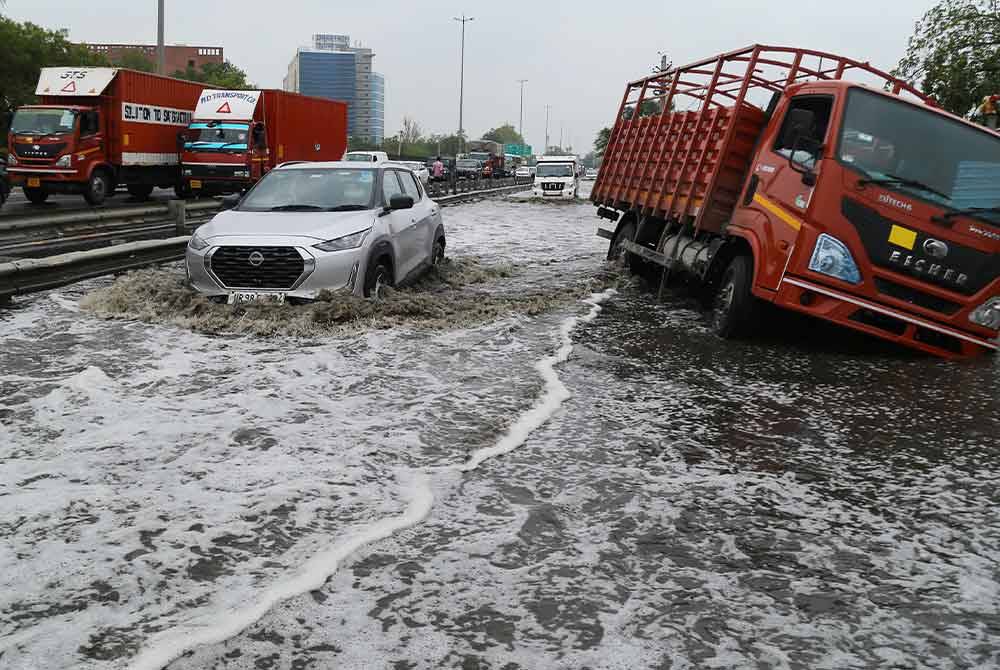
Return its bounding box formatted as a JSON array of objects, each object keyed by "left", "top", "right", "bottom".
[
  {"left": 0, "top": 156, "right": 9, "bottom": 208},
  {"left": 467, "top": 139, "right": 505, "bottom": 177},
  {"left": 584, "top": 168, "right": 598, "bottom": 180},
  {"left": 181, "top": 89, "right": 348, "bottom": 197},
  {"left": 344, "top": 151, "right": 390, "bottom": 163},
  {"left": 7, "top": 67, "right": 203, "bottom": 205},
  {"left": 532, "top": 155, "right": 579, "bottom": 199},
  {"left": 186, "top": 161, "right": 445, "bottom": 303},
  {"left": 400, "top": 161, "right": 430, "bottom": 184},
  {"left": 425, "top": 157, "right": 451, "bottom": 182},
  {"left": 515, "top": 165, "right": 533, "bottom": 179},
  {"left": 455, "top": 158, "right": 482, "bottom": 180}
]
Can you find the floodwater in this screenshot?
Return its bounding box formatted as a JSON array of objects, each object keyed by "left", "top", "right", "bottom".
[{"left": 1, "top": 185, "right": 997, "bottom": 670}]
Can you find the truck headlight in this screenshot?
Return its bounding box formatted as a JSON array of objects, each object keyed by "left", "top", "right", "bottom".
[
  {"left": 182, "top": 168, "right": 192, "bottom": 176},
  {"left": 7, "top": 154, "right": 17, "bottom": 165},
  {"left": 55, "top": 154, "right": 72, "bottom": 168},
  {"left": 188, "top": 232, "right": 210, "bottom": 251},
  {"left": 969, "top": 296, "right": 1000, "bottom": 331},
  {"left": 314, "top": 228, "right": 370, "bottom": 252},
  {"left": 808, "top": 233, "right": 862, "bottom": 284}
]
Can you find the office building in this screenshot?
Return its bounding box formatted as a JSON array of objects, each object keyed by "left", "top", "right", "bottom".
[
  {"left": 283, "top": 34, "right": 384, "bottom": 144},
  {"left": 82, "top": 43, "right": 223, "bottom": 74}
]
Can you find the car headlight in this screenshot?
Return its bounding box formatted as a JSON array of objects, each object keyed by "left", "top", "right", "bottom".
[
  {"left": 7, "top": 154, "right": 17, "bottom": 165},
  {"left": 55, "top": 154, "right": 71, "bottom": 168},
  {"left": 808, "top": 233, "right": 862, "bottom": 284},
  {"left": 313, "top": 228, "right": 371, "bottom": 252},
  {"left": 969, "top": 296, "right": 1000, "bottom": 331},
  {"left": 188, "top": 232, "right": 210, "bottom": 251},
  {"left": 182, "top": 168, "right": 192, "bottom": 176}
]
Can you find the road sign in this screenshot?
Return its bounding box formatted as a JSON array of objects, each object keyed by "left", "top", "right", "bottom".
[{"left": 504, "top": 143, "right": 532, "bottom": 157}]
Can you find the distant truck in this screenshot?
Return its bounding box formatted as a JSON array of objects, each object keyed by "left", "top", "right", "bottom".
[
  {"left": 181, "top": 89, "right": 348, "bottom": 195},
  {"left": 6, "top": 67, "right": 204, "bottom": 205},
  {"left": 593, "top": 44, "right": 999, "bottom": 358},
  {"left": 467, "top": 139, "right": 505, "bottom": 177}
]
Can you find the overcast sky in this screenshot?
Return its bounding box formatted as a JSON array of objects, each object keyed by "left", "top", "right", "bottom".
[{"left": 6, "top": 0, "right": 936, "bottom": 152}]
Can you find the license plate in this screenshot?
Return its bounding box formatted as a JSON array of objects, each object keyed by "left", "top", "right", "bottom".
[
  {"left": 190, "top": 179, "right": 202, "bottom": 189},
  {"left": 227, "top": 292, "right": 286, "bottom": 305},
  {"left": 27, "top": 178, "right": 40, "bottom": 188}
]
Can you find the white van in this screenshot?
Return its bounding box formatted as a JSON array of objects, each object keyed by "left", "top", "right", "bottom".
[
  {"left": 532, "top": 155, "right": 579, "bottom": 199},
  {"left": 344, "top": 151, "right": 390, "bottom": 163}
]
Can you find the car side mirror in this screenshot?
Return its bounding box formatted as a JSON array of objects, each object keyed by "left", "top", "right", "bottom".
[
  {"left": 389, "top": 194, "right": 414, "bottom": 210},
  {"left": 220, "top": 193, "right": 241, "bottom": 210}
]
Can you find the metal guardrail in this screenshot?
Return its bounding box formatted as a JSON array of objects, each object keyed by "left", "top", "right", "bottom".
[
  {"left": 0, "top": 180, "right": 533, "bottom": 302},
  {"left": 425, "top": 175, "right": 533, "bottom": 199}
]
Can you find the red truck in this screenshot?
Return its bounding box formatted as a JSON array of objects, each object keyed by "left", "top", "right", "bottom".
[
  {"left": 593, "top": 45, "right": 1000, "bottom": 358},
  {"left": 467, "top": 139, "right": 505, "bottom": 178},
  {"left": 6, "top": 67, "right": 203, "bottom": 205},
  {"left": 180, "top": 89, "right": 348, "bottom": 195}
]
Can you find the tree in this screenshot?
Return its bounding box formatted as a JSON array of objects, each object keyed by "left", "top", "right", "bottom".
[
  {"left": 0, "top": 15, "right": 106, "bottom": 138},
  {"left": 594, "top": 127, "right": 611, "bottom": 157},
  {"left": 111, "top": 48, "right": 155, "bottom": 73},
  {"left": 482, "top": 123, "right": 525, "bottom": 146},
  {"left": 172, "top": 61, "right": 253, "bottom": 89},
  {"left": 892, "top": 0, "right": 1000, "bottom": 116}
]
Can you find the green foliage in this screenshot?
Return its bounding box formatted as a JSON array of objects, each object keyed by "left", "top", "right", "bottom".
[
  {"left": 892, "top": 0, "right": 1000, "bottom": 115},
  {"left": 594, "top": 127, "right": 611, "bottom": 157},
  {"left": 481, "top": 123, "right": 524, "bottom": 146},
  {"left": 172, "top": 61, "right": 253, "bottom": 89},
  {"left": 111, "top": 49, "right": 156, "bottom": 73}
]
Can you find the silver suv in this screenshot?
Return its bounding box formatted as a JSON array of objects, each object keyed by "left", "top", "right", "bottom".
[{"left": 186, "top": 162, "right": 445, "bottom": 304}]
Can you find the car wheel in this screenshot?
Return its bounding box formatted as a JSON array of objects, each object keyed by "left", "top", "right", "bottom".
[
  {"left": 712, "top": 255, "right": 760, "bottom": 339},
  {"left": 364, "top": 258, "right": 392, "bottom": 300},
  {"left": 431, "top": 237, "right": 446, "bottom": 266}
]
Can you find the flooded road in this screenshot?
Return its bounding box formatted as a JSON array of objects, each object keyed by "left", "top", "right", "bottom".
[{"left": 1, "top": 186, "right": 997, "bottom": 669}]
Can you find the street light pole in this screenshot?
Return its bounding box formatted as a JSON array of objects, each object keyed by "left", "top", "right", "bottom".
[
  {"left": 516, "top": 79, "right": 528, "bottom": 142},
  {"left": 156, "top": 0, "right": 165, "bottom": 75},
  {"left": 453, "top": 14, "right": 474, "bottom": 154},
  {"left": 544, "top": 104, "right": 550, "bottom": 155}
]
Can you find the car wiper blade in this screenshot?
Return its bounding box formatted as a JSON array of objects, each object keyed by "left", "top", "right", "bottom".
[
  {"left": 939, "top": 205, "right": 1000, "bottom": 221},
  {"left": 859, "top": 174, "right": 950, "bottom": 201},
  {"left": 324, "top": 204, "right": 369, "bottom": 212},
  {"left": 269, "top": 204, "right": 325, "bottom": 211}
]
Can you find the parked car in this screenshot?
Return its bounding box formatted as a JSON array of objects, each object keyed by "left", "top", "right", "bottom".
[
  {"left": 401, "top": 161, "right": 430, "bottom": 184},
  {"left": 584, "top": 168, "right": 598, "bottom": 180},
  {"left": 186, "top": 161, "right": 445, "bottom": 302},
  {"left": 455, "top": 159, "right": 482, "bottom": 180},
  {"left": 0, "top": 157, "right": 9, "bottom": 208},
  {"left": 343, "top": 150, "right": 389, "bottom": 164}
]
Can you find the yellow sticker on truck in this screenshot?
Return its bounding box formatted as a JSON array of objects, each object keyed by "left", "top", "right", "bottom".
[{"left": 888, "top": 224, "right": 917, "bottom": 250}]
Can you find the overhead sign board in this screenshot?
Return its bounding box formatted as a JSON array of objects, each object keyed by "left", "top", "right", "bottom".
[
  {"left": 504, "top": 143, "right": 532, "bottom": 157},
  {"left": 194, "top": 90, "right": 262, "bottom": 121},
  {"left": 36, "top": 68, "right": 118, "bottom": 96}
]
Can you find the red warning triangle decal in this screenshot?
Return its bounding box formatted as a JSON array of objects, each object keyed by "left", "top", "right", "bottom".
[
  {"left": 216, "top": 102, "right": 232, "bottom": 114},
  {"left": 61, "top": 80, "right": 77, "bottom": 93}
]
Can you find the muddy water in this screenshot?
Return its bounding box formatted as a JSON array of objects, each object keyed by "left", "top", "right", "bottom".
[{"left": 1, "top": 187, "right": 997, "bottom": 669}]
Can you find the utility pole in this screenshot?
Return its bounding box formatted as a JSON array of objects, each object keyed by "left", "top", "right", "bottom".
[
  {"left": 544, "top": 104, "right": 550, "bottom": 155},
  {"left": 453, "top": 14, "right": 474, "bottom": 154},
  {"left": 516, "top": 79, "right": 528, "bottom": 142},
  {"left": 559, "top": 123, "right": 563, "bottom": 151},
  {"left": 156, "top": 0, "right": 165, "bottom": 75}
]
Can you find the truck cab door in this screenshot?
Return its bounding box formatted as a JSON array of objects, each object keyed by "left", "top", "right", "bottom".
[
  {"left": 77, "top": 110, "right": 103, "bottom": 162},
  {"left": 251, "top": 123, "right": 267, "bottom": 180},
  {"left": 747, "top": 94, "right": 834, "bottom": 288}
]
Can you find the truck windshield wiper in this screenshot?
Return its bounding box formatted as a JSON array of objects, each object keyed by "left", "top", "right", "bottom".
[
  {"left": 325, "top": 204, "right": 369, "bottom": 212},
  {"left": 269, "top": 204, "right": 325, "bottom": 211},
  {"left": 938, "top": 206, "right": 1000, "bottom": 222},
  {"left": 858, "top": 174, "right": 950, "bottom": 201}
]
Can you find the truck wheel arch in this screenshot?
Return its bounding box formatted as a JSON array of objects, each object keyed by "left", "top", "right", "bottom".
[{"left": 705, "top": 232, "right": 761, "bottom": 297}]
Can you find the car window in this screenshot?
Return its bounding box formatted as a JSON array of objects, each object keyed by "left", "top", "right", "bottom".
[
  {"left": 400, "top": 171, "right": 421, "bottom": 201},
  {"left": 382, "top": 169, "right": 403, "bottom": 205},
  {"left": 238, "top": 168, "right": 376, "bottom": 211}
]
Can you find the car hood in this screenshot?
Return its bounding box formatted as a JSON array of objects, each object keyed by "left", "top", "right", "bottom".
[{"left": 198, "top": 209, "right": 377, "bottom": 242}]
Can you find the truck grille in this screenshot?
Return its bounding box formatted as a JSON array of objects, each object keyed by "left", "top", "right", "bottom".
[
  {"left": 542, "top": 182, "right": 563, "bottom": 191},
  {"left": 874, "top": 277, "right": 961, "bottom": 315},
  {"left": 14, "top": 142, "right": 67, "bottom": 159},
  {"left": 210, "top": 246, "right": 305, "bottom": 289},
  {"left": 186, "top": 164, "right": 244, "bottom": 179}
]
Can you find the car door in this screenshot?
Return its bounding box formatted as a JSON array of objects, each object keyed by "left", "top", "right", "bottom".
[
  {"left": 381, "top": 169, "right": 421, "bottom": 279},
  {"left": 399, "top": 170, "right": 435, "bottom": 263}
]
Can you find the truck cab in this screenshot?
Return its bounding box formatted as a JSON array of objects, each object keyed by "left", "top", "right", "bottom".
[
  {"left": 533, "top": 155, "right": 579, "bottom": 199},
  {"left": 181, "top": 119, "right": 266, "bottom": 195}
]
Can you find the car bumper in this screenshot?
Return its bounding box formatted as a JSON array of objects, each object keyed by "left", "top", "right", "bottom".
[
  {"left": 186, "top": 235, "right": 367, "bottom": 300},
  {"left": 533, "top": 187, "right": 576, "bottom": 199}
]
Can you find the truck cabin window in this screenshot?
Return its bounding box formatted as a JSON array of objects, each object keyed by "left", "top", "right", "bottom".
[
  {"left": 185, "top": 122, "right": 249, "bottom": 152},
  {"left": 10, "top": 108, "right": 77, "bottom": 136},
  {"left": 80, "top": 112, "right": 100, "bottom": 136},
  {"left": 536, "top": 163, "right": 575, "bottom": 178},
  {"left": 838, "top": 87, "right": 1000, "bottom": 224},
  {"left": 774, "top": 96, "right": 833, "bottom": 168}
]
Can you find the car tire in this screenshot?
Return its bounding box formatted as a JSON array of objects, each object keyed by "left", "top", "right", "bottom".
[
  {"left": 431, "top": 236, "right": 446, "bottom": 266},
  {"left": 23, "top": 186, "right": 49, "bottom": 204},
  {"left": 712, "top": 255, "right": 760, "bottom": 339},
  {"left": 126, "top": 184, "right": 155, "bottom": 200},
  {"left": 83, "top": 170, "right": 110, "bottom": 206},
  {"left": 363, "top": 258, "right": 392, "bottom": 300}
]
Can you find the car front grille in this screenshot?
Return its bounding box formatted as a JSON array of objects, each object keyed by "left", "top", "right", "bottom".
[{"left": 210, "top": 246, "right": 305, "bottom": 289}]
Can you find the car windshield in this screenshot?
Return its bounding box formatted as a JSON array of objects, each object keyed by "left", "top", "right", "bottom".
[
  {"left": 457, "top": 160, "right": 480, "bottom": 168},
  {"left": 344, "top": 153, "right": 376, "bottom": 162},
  {"left": 238, "top": 168, "right": 377, "bottom": 211},
  {"left": 10, "top": 108, "right": 77, "bottom": 135},
  {"left": 838, "top": 88, "right": 1000, "bottom": 224},
  {"left": 537, "top": 163, "right": 574, "bottom": 177},
  {"left": 184, "top": 123, "right": 249, "bottom": 152}
]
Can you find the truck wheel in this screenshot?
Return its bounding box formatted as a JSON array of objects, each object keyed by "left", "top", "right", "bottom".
[
  {"left": 609, "top": 220, "right": 643, "bottom": 273},
  {"left": 712, "top": 255, "right": 760, "bottom": 339},
  {"left": 363, "top": 258, "right": 392, "bottom": 300},
  {"left": 126, "top": 184, "right": 154, "bottom": 200},
  {"left": 23, "top": 186, "right": 49, "bottom": 204},
  {"left": 84, "top": 170, "right": 110, "bottom": 206},
  {"left": 174, "top": 182, "right": 193, "bottom": 199}
]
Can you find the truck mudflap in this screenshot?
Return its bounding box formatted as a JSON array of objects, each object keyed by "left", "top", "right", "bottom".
[{"left": 777, "top": 276, "right": 998, "bottom": 358}]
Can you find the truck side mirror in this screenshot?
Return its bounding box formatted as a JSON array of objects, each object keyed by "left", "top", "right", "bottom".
[
  {"left": 788, "top": 135, "right": 822, "bottom": 186},
  {"left": 253, "top": 123, "right": 266, "bottom": 150}
]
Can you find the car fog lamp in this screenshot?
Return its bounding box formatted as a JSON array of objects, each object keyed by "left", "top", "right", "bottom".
[
  {"left": 808, "top": 233, "right": 862, "bottom": 284},
  {"left": 314, "top": 228, "right": 371, "bottom": 252},
  {"left": 969, "top": 297, "right": 1000, "bottom": 331}
]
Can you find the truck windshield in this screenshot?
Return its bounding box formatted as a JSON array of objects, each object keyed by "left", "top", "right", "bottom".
[
  {"left": 838, "top": 88, "right": 1000, "bottom": 224},
  {"left": 10, "top": 108, "right": 77, "bottom": 136},
  {"left": 537, "top": 164, "right": 574, "bottom": 177},
  {"left": 238, "top": 168, "right": 376, "bottom": 211},
  {"left": 185, "top": 122, "right": 249, "bottom": 152}
]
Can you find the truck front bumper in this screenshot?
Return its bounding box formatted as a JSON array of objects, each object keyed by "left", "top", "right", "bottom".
[
  {"left": 776, "top": 275, "right": 997, "bottom": 358},
  {"left": 186, "top": 177, "right": 249, "bottom": 194}
]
